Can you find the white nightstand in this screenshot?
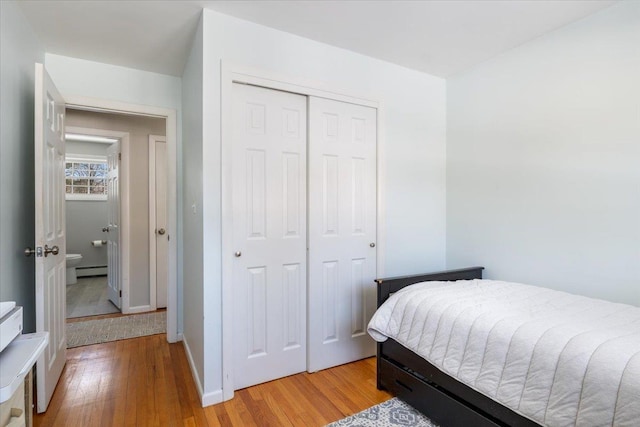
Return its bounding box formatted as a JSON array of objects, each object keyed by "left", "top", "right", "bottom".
[{"left": 0, "top": 333, "right": 48, "bottom": 427}]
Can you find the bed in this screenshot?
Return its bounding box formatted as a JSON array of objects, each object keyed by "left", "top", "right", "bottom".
[{"left": 368, "top": 267, "right": 640, "bottom": 427}]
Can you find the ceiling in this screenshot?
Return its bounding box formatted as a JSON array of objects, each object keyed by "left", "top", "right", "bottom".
[{"left": 17, "top": 0, "right": 617, "bottom": 78}]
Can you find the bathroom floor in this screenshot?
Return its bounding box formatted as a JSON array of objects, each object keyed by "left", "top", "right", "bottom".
[{"left": 66, "top": 276, "right": 120, "bottom": 319}]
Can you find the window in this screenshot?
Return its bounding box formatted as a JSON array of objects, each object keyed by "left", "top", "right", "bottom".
[{"left": 65, "top": 156, "right": 108, "bottom": 200}]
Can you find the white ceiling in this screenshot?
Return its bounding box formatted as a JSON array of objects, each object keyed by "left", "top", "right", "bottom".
[{"left": 17, "top": 0, "right": 617, "bottom": 78}]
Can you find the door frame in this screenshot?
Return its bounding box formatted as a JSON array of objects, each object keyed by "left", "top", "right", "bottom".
[
  {"left": 64, "top": 96, "right": 179, "bottom": 343},
  {"left": 220, "top": 62, "right": 386, "bottom": 400},
  {"left": 65, "top": 125, "right": 129, "bottom": 311},
  {"left": 149, "top": 134, "right": 167, "bottom": 310}
]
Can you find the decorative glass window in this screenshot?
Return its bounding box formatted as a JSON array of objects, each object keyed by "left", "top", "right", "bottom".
[{"left": 65, "top": 155, "right": 108, "bottom": 200}]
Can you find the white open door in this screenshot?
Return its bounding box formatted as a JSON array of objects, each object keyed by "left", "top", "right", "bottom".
[
  {"left": 106, "top": 141, "right": 121, "bottom": 309},
  {"left": 34, "top": 63, "right": 66, "bottom": 412},
  {"left": 149, "top": 135, "right": 168, "bottom": 309},
  {"left": 307, "top": 96, "right": 378, "bottom": 372}
]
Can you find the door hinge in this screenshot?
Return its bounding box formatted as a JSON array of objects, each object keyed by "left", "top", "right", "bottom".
[
  {"left": 118, "top": 152, "right": 122, "bottom": 161},
  {"left": 119, "top": 290, "right": 122, "bottom": 297}
]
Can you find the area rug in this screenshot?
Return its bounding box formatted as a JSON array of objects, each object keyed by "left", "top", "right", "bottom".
[
  {"left": 326, "top": 398, "right": 438, "bottom": 427},
  {"left": 66, "top": 311, "right": 166, "bottom": 348}
]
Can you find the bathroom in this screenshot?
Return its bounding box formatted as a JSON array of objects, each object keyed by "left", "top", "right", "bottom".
[
  {"left": 64, "top": 134, "right": 115, "bottom": 318},
  {"left": 64, "top": 108, "right": 167, "bottom": 319}
]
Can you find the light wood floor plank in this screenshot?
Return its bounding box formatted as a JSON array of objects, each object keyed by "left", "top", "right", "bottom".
[{"left": 34, "top": 335, "right": 391, "bottom": 426}]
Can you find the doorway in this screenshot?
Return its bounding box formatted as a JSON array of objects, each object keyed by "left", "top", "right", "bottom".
[
  {"left": 64, "top": 109, "right": 167, "bottom": 318},
  {"left": 64, "top": 127, "right": 122, "bottom": 318}
]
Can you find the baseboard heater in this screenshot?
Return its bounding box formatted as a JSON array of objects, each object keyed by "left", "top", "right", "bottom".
[{"left": 76, "top": 266, "right": 107, "bottom": 277}]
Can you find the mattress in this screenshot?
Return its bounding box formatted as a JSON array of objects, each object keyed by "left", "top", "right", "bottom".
[{"left": 367, "top": 279, "right": 640, "bottom": 427}]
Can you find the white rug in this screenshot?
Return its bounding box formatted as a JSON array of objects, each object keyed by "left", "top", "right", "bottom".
[
  {"left": 327, "top": 398, "right": 438, "bottom": 427},
  {"left": 66, "top": 311, "right": 166, "bottom": 348}
]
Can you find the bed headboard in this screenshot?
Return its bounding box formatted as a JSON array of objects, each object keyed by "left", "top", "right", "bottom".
[{"left": 375, "top": 267, "right": 484, "bottom": 307}]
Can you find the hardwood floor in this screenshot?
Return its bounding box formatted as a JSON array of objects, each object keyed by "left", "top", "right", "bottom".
[{"left": 34, "top": 335, "right": 391, "bottom": 427}]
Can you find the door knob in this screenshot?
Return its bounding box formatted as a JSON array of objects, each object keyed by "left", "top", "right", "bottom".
[
  {"left": 157, "top": 228, "right": 166, "bottom": 235},
  {"left": 102, "top": 227, "right": 110, "bottom": 232},
  {"left": 370, "top": 242, "right": 376, "bottom": 248},
  {"left": 44, "top": 245, "right": 59, "bottom": 257},
  {"left": 235, "top": 251, "right": 242, "bottom": 257},
  {"left": 24, "top": 247, "right": 43, "bottom": 257}
]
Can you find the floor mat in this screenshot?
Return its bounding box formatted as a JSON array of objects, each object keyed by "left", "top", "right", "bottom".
[
  {"left": 326, "top": 398, "right": 438, "bottom": 427},
  {"left": 66, "top": 311, "right": 166, "bottom": 348}
]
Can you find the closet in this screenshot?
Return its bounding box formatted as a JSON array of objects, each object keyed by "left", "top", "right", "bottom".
[{"left": 231, "top": 83, "right": 377, "bottom": 389}]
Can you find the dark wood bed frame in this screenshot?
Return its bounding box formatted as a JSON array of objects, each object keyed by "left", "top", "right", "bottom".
[{"left": 375, "top": 267, "right": 541, "bottom": 427}]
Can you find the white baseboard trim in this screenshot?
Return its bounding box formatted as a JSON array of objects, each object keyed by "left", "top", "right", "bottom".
[
  {"left": 182, "top": 337, "right": 224, "bottom": 407},
  {"left": 202, "top": 389, "right": 223, "bottom": 407},
  {"left": 76, "top": 266, "right": 107, "bottom": 277},
  {"left": 182, "top": 337, "right": 204, "bottom": 401},
  {"left": 126, "top": 305, "right": 153, "bottom": 314}
]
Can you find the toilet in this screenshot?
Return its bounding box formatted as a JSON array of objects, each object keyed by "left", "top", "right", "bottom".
[{"left": 66, "top": 254, "right": 83, "bottom": 285}]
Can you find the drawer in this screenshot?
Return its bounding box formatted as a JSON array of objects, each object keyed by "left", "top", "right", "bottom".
[
  {"left": 0, "top": 382, "right": 24, "bottom": 427},
  {"left": 379, "top": 357, "right": 501, "bottom": 427},
  {"left": 4, "top": 408, "right": 25, "bottom": 427}
]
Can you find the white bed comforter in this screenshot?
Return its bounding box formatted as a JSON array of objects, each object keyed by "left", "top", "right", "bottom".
[{"left": 367, "top": 280, "right": 640, "bottom": 427}]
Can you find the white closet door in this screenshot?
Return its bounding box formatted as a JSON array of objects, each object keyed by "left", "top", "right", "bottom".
[
  {"left": 232, "top": 83, "right": 307, "bottom": 389},
  {"left": 308, "top": 96, "right": 377, "bottom": 372}
]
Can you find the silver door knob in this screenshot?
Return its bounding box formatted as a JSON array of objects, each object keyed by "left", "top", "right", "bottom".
[
  {"left": 44, "top": 245, "right": 59, "bottom": 257},
  {"left": 370, "top": 242, "right": 376, "bottom": 248},
  {"left": 235, "top": 251, "right": 242, "bottom": 257},
  {"left": 102, "top": 227, "right": 110, "bottom": 232},
  {"left": 157, "top": 228, "right": 166, "bottom": 235},
  {"left": 24, "top": 247, "right": 36, "bottom": 257}
]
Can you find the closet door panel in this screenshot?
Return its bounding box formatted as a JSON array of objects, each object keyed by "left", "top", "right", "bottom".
[
  {"left": 232, "top": 83, "right": 307, "bottom": 389},
  {"left": 308, "top": 96, "right": 377, "bottom": 372}
]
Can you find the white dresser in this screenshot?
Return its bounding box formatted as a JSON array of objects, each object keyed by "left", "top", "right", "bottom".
[{"left": 0, "top": 303, "right": 48, "bottom": 427}]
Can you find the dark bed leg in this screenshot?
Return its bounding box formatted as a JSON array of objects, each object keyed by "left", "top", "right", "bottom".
[{"left": 376, "top": 342, "right": 385, "bottom": 390}]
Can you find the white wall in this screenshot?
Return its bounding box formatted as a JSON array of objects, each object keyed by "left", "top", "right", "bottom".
[
  {"left": 45, "top": 54, "right": 182, "bottom": 110},
  {"left": 181, "top": 16, "right": 205, "bottom": 394},
  {"left": 0, "top": 0, "right": 44, "bottom": 333},
  {"left": 447, "top": 2, "right": 640, "bottom": 306},
  {"left": 44, "top": 54, "right": 185, "bottom": 326},
  {"left": 197, "top": 9, "right": 447, "bottom": 400},
  {"left": 65, "top": 199, "right": 108, "bottom": 268}
]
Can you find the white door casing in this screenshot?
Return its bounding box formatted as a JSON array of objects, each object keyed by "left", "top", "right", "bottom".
[
  {"left": 307, "top": 96, "right": 378, "bottom": 372},
  {"left": 232, "top": 83, "right": 307, "bottom": 390},
  {"left": 106, "top": 141, "right": 121, "bottom": 309},
  {"left": 149, "top": 135, "right": 168, "bottom": 309},
  {"left": 34, "top": 63, "right": 67, "bottom": 412}
]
